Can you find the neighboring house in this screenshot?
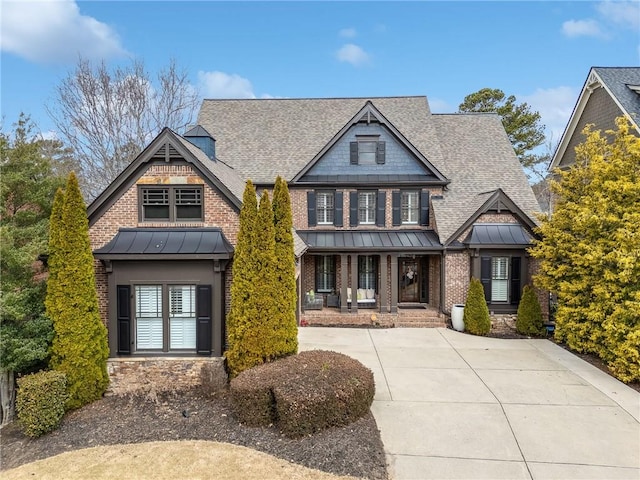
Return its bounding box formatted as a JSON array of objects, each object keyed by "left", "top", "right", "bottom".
[
  {"left": 550, "top": 67, "right": 640, "bottom": 171},
  {"left": 88, "top": 96, "right": 543, "bottom": 362}
]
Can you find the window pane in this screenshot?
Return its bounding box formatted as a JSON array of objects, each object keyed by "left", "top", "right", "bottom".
[
  {"left": 135, "top": 285, "right": 163, "bottom": 349},
  {"left": 358, "top": 141, "right": 377, "bottom": 164},
  {"left": 491, "top": 257, "right": 509, "bottom": 302},
  {"left": 358, "top": 192, "right": 376, "bottom": 224},
  {"left": 169, "top": 286, "right": 196, "bottom": 349},
  {"left": 316, "top": 192, "right": 334, "bottom": 224},
  {"left": 401, "top": 191, "right": 419, "bottom": 224},
  {"left": 175, "top": 188, "right": 202, "bottom": 220},
  {"left": 315, "top": 256, "right": 335, "bottom": 292},
  {"left": 358, "top": 256, "right": 376, "bottom": 290}
]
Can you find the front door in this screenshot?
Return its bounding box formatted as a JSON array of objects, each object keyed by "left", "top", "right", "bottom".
[{"left": 399, "top": 257, "right": 429, "bottom": 303}]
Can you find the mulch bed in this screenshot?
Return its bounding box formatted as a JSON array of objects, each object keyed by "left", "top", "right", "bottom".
[{"left": 0, "top": 389, "right": 388, "bottom": 479}]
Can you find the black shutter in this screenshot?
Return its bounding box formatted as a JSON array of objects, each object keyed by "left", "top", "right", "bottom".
[
  {"left": 350, "top": 191, "right": 358, "bottom": 227},
  {"left": 420, "top": 190, "right": 430, "bottom": 226},
  {"left": 376, "top": 141, "right": 386, "bottom": 164},
  {"left": 196, "top": 285, "right": 212, "bottom": 355},
  {"left": 376, "top": 191, "right": 386, "bottom": 227},
  {"left": 510, "top": 257, "right": 521, "bottom": 305},
  {"left": 392, "top": 191, "right": 401, "bottom": 226},
  {"left": 117, "top": 285, "right": 131, "bottom": 354},
  {"left": 307, "top": 191, "right": 316, "bottom": 227},
  {"left": 334, "top": 191, "right": 343, "bottom": 227},
  {"left": 480, "top": 257, "right": 491, "bottom": 302},
  {"left": 350, "top": 142, "right": 358, "bottom": 165}
]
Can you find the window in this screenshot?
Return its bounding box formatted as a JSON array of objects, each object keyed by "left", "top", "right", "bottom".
[
  {"left": 141, "top": 186, "right": 203, "bottom": 222},
  {"left": 350, "top": 138, "right": 385, "bottom": 165},
  {"left": 358, "top": 256, "right": 377, "bottom": 291},
  {"left": 358, "top": 192, "right": 376, "bottom": 224},
  {"left": 491, "top": 257, "right": 509, "bottom": 302},
  {"left": 401, "top": 191, "right": 419, "bottom": 224},
  {"left": 315, "top": 256, "right": 335, "bottom": 293},
  {"left": 135, "top": 284, "right": 196, "bottom": 351},
  {"left": 316, "top": 192, "right": 334, "bottom": 225}
]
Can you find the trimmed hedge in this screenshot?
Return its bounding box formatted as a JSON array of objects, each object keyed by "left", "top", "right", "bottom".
[
  {"left": 17, "top": 370, "right": 67, "bottom": 438},
  {"left": 463, "top": 278, "right": 491, "bottom": 336},
  {"left": 516, "top": 285, "right": 546, "bottom": 336},
  {"left": 230, "top": 350, "right": 375, "bottom": 437}
]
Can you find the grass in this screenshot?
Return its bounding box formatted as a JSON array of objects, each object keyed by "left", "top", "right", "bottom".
[{"left": 3, "top": 440, "right": 363, "bottom": 480}]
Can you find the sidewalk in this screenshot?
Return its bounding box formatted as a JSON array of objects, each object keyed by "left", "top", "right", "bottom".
[{"left": 298, "top": 327, "right": 640, "bottom": 480}]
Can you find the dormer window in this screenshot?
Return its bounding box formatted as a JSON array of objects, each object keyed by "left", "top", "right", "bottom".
[{"left": 350, "top": 136, "right": 386, "bottom": 165}]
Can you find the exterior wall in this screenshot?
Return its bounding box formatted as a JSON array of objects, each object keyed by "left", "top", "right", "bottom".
[
  {"left": 290, "top": 186, "right": 444, "bottom": 231},
  {"left": 89, "top": 163, "right": 240, "bottom": 333},
  {"left": 560, "top": 87, "right": 625, "bottom": 168},
  {"left": 107, "top": 357, "right": 227, "bottom": 396},
  {"left": 90, "top": 164, "right": 240, "bottom": 250},
  {"left": 443, "top": 252, "right": 470, "bottom": 313},
  {"left": 307, "top": 123, "right": 431, "bottom": 176}
]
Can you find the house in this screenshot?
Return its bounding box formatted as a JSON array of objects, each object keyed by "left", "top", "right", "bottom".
[
  {"left": 87, "top": 96, "right": 544, "bottom": 380},
  {"left": 550, "top": 67, "right": 640, "bottom": 171}
]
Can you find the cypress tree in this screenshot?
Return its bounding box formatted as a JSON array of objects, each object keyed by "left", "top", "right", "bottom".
[
  {"left": 48, "top": 173, "right": 109, "bottom": 409},
  {"left": 226, "top": 181, "right": 259, "bottom": 377},
  {"left": 45, "top": 188, "right": 65, "bottom": 326},
  {"left": 463, "top": 278, "right": 491, "bottom": 336},
  {"left": 272, "top": 176, "right": 298, "bottom": 357},
  {"left": 516, "top": 285, "right": 545, "bottom": 336}
]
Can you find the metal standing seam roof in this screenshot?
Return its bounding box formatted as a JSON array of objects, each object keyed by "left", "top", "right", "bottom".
[
  {"left": 297, "top": 230, "right": 442, "bottom": 251},
  {"left": 463, "top": 224, "right": 534, "bottom": 247},
  {"left": 94, "top": 228, "right": 234, "bottom": 259}
]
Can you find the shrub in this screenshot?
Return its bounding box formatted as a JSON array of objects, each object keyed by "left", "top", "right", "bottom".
[
  {"left": 463, "top": 278, "right": 491, "bottom": 336},
  {"left": 230, "top": 350, "right": 375, "bottom": 437},
  {"left": 516, "top": 285, "right": 546, "bottom": 336},
  {"left": 16, "top": 370, "right": 67, "bottom": 438}
]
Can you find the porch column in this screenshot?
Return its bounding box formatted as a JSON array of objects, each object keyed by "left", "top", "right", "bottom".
[
  {"left": 340, "top": 254, "right": 349, "bottom": 313},
  {"left": 351, "top": 254, "right": 358, "bottom": 314},
  {"left": 390, "top": 254, "right": 398, "bottom": 313},
  {"left": 379, "top": 254, "right": 389, "bottom": 313}
]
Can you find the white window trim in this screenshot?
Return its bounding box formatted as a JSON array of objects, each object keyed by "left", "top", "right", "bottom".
[{"left": 358, "top": 191, "right": 376, "bottom": 225}]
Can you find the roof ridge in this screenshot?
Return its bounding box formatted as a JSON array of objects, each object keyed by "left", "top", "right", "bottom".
[{"left": 201, "top": 95, "right": 427, "bottom": 102}]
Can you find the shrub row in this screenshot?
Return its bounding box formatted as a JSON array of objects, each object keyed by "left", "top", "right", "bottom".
[
  {"left": 17, "top": 370, "right": 68, "bottom": 438},
  {"left": 230, "top": 350, "right": 375, "bottom": 437}
]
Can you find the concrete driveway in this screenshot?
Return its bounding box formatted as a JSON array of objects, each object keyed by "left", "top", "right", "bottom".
[{"left": 298, "top": 327, "right": 640, "bottom": 480}]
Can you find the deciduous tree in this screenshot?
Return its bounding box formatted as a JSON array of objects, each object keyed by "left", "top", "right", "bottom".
[
  {"left": 47, "top": 58, "right": 199, "bottom": 199},
  {"left": 531, "top": 118, "right": 640, "bottom": 382}
]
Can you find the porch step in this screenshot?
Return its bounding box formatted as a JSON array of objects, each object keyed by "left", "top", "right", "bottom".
[{"left": 394, "top": 318, "right": 446, "bottom": 328}]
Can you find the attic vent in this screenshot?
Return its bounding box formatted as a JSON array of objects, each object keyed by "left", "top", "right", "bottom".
[
  {"left": 151, "top": 142, "right": 183, "bottom": 162},
  {"left": 358, "top": 110, "right": 379, "bottom": 124},
  {"left": 628, "top": 85, "right": 640, "bottom": 94}
]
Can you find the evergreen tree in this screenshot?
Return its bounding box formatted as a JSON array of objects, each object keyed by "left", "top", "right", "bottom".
[
  {"left": 463, "top": 278, "right": 491, "bottom": 336},
  {"left": 272, "top": 177, "right": 298, "bottom": 357},
  {"left": 48, "top": 173, "right": 109, "bottom": 409},
  {"left": 225, "top": 181, "right": 259, "bottom": 377},
  {"left": 531, "top": 118, "right": 640, "bottom": 382},
  {"left": 44, "top": 188, "right": 65, "bottom": 326},
  {"left": 516, "top": 285, "right": 545, "bottom": 336}
]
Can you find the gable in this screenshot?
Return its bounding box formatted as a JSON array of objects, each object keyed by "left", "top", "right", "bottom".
[
  {"left": 293, "top": 101, "right": 448, "bottom": 185},
  {"left": 88, "top": 128, "right": 243, "bottom": 227}
]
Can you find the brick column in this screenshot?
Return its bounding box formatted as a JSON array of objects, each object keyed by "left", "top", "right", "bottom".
[
  {"left": 351, "top": 254, "right": 358, "bottom": 314},
  {"left": 390, "top": 254, "right": 398, "bottom": 313},
  {"left": 379, "top": 254, "right": 389, "bottom": 313},
  {"left": 340, "top": 254, "right": 349, "bottom": 313}
]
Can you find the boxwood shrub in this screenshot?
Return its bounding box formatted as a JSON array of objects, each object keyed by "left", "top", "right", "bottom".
[
  {"left": 17, "top": 370, "right": 68, "bottom": 438},
  {"left": 230, "top": 350, "right": 374, "bottom": 437}
]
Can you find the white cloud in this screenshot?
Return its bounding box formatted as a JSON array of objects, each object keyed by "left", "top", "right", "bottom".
[
  {"left": 339, "top": 28, "right": 357, "bottom": 38},
  {"left": 521, "top": 86, "right": 578, "bottom": 145},
  {"left": 561, "top": 19, "right": 605, "bottom": 38},
  {"left": 0, "top": 0, "right": 126, "bottom": 64},
  {"left": 197, "top": 71, "right": 257, "bottom": 99},
  {"left": 596, "top": 1, "right": 640, "bottom": 30},
  {"left": 336, "top": 44, "right": 371, "bottom": 67}
]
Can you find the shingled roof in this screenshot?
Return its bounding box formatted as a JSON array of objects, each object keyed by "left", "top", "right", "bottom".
[{"left": 196, "top": 96, "right": 540, "bottom": 245}]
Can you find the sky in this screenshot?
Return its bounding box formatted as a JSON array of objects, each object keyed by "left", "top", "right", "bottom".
[{"left": 1, "top": 0, "right": 639, "bottom": 148}]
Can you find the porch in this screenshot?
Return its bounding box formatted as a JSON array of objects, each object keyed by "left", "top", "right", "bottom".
[{"left": 300, "top": 304, "right": 445, "bottom": 328}]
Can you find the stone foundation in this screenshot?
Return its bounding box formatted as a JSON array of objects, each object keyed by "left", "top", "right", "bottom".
[
  {"left": 107, "top": 357, "right": 228, "bottom": 397},
  {"left": 490, "top": 314, "right": 518, "bottom": 335}
]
